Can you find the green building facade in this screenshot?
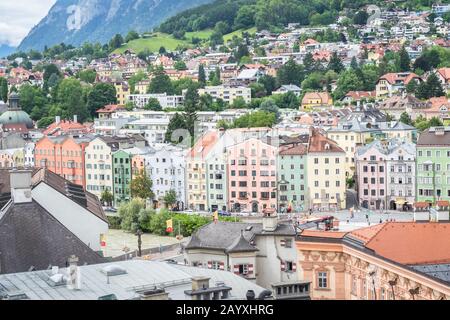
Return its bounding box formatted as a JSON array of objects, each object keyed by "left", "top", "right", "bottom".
[
  {"left": 112, "top": 150, "right": 132, "bottom": 206},
  {"left": 416, "top": 127, "right": 450, "bottom": 205},
  {"left": 277, "top": 144, "right": 308, "bottom": 213}
]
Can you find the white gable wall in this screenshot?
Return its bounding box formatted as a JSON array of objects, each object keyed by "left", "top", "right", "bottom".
[{"left": 32, "top": 183, "right": 109, "bottom": 252}]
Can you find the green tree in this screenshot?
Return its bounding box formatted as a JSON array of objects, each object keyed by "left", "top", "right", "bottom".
[
  {"left": 398, "top": 46, "right": 411, "bottom": 72},
  {"left": 109, "top": 34, "right": 124, "bottom": 50},
  {"left": 165, "top": 112, "right": 188, "bottom": 143},
  {"left": 86, "top": 82, "right": 117, "bottom": 117},
  {"left": 125, "top": 30, "right": 140, "bottom": 43},
  {"left": 100, "top": 189, "right": 114, "bottom": 207},
  {"left": 18, "top": 84, "right": 48, "bottom": 116},
  {"left": 328, "top": 52, "right": 344, "bottom": 73},
  {"left": 232, "top": 111, "right": 276, "bottom": 128},
  {"left": 0, "top": 77, "right": 8, "bottom": 102},
  {"left": 163, "top": 190, "right": 178, "bottom": 209},
  {"left": 148, "top": 67, "right": 174, "bottom": 94},
  {"left": 260, "top": 98, "right": 280, "bottom": 121},
  {"left": 174, "top": 60, "right": 187, "bottom": 71},
  {"left": 118, "top": 198, "right": 153, "bottom": 233},
  {"left": 234, "top": 6, "right": 255, "bottom": 29},
  {"left": 198, "top": 64, "right": 206, "bottom": 86},
  {"left": 130, "top": 169, "right": 154, "bottom": 200},
  {"left": 144, "top": 98, "right": 162, "bottom": 111},
  {"left": 277, "top": 58, "right": 305, "bottom": 86},
  {"left": 399, "top": 112, "right": 413, "bottom": 126},
  {"left": 56, "top": 78, "right": 89, "bottom": 122},
  {"left": 258, "top": 75, "right": 277, "bottom": 95},
  {"left": 128, "top": 71, "right": 147, "bottom": 93},
  {"left": 78, "top": 69, "right": 97, "bottom": 84}
]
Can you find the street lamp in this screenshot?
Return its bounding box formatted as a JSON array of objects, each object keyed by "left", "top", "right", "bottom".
[
  {"left": 409, "top": 287, "right": 420, "bottom": 300},
  {"left": 135, "top": 229, "right": 143, "bottom": 257},
  {"left": 388, "top": 277, "right": 398, "bottom": 301}
]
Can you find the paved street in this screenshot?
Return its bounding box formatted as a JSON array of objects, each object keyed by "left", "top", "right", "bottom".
[{"left": 103, "top": 229, "right": 181, "bottom": 258}]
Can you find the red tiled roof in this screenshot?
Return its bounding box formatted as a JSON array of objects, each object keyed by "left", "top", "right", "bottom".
[
  {"left": 378, "top": 72, "right": 421, "bottom": 85},
  {"left": 189, "top": 130, "right": 220, "bottom": 159},
  {"left": 96, "top": 104, "right": 126, "bottom": 113},
  {"left": 307, "top": 128, "right": 344, "bottom": 153},
  {"left": 363, "top": 223, "right": 450, "bottom": 265},
  {"left": 436, "top": 67, "right": 450, "bottom": 81},
  {"left": 279, "top": 143, "right": 307, "bottom": 156}
]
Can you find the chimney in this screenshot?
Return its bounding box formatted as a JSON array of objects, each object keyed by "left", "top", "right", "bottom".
[
  {"left": 9, "top": 169, "right": 32, "bottom": 204},
  {"left": 192, "top": 276, "right": 210, "bottom": 291},
  {"left": 262, "top": 214, "right": 278, "bottom": 232},
  {"left": 55, "top": 116, "right": 61, "bottom": 124},
  {"left": 73, "top": 115, "right": 78, "bottom": 123},
  {"left": 67, "top": 255, "right": 81, "bottom": 290},
  {"left": 139, "top": 288, "right": 169, "bottom": 300}
]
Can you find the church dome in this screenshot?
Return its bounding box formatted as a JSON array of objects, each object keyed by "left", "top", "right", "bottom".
[{"left": 0, "top": 93, "right": 34, "bottom": 129}]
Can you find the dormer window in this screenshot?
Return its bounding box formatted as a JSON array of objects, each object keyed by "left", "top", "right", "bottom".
[{"left": 325, "top": 143, "right": 330, "bottom": 150}]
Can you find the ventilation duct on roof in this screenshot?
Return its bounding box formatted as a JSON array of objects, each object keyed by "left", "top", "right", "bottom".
[{"left": 101, "top": 265, "right": 127, "bottom": 276}]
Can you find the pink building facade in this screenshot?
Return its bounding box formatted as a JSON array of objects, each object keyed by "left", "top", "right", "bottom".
[
  {"left": 355, "top": 141, "right": 387, "bottom": 210},
  {"left": 226, "top": 138, "right": 278, "bottom": 213}
]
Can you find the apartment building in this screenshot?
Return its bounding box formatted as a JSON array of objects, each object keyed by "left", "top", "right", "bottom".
[
  {"left": 35, "top": 135, "right": 94, "bottom": 188},
  {"left": 198, "top": 85, "right": 251, "bottom": 104},
  {"left": 277, "top": 143, "right": 308, "bottom": 213},
  {"left": 186, "top": 130, "right": 220, "bottom": 211},
  {"left": 416, "top": 127, "right": 450, "bottom": 207},
  {"left": 226, "top": 138, "right": 278, "bottom": 213},
  {"left": 307, "top": 129, "right": 346, "bottom": 210}
]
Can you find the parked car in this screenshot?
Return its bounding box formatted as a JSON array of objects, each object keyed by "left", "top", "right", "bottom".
[{"left": 219, "top": 210, "right": 231, "bottom": 216}]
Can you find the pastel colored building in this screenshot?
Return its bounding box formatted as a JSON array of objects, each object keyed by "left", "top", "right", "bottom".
[
  {"left": 277, "top": 143, "right": 308, "bottom": 213},
  {"left": 297, "top": 222, "right": 450, "bottom": 300},
  {"left": 307, "top": 128, "right": 346, "bottom": 210},
  {"left": 375, "top": 72, "right": 422, "bottom": 97},
  {"left": 226, "top": 138, "right": 278, "bottom": 213},
  {"left": 416, "top": 127, "right": 450, "bottom": 207},
  {"left": 0, "top": 148, "right": 24, "bottom": 169},
  {"left": 301, "top": 92, "right": 333, "bottom": 110},
  {"left": 85, "top": 135, "right": 147, "bottom": 203},
  {"left": 143, "top": 145, "right": 186, "bottom": 210},
  {"left": 112, "top": 150, "right": 132, "bottom": 205},
  {"left": 35, "top": 135, "right": 93, "bottom": 187},
  {"left": 186, "top": 130, "right": 220, "bottom": 211},
  {"left": 355, "top": 140, "right": 388, "bottom": 210},
  {"left": 386, "top": 141, "right": 416, "bottom": 211},
  {"left": 197, "top": 86, "right": 251, "bottom": 104}
]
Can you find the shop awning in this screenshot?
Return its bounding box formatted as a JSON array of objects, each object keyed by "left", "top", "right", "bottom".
[
  {"left": 436, "top": 200, "right": 450, "bottom": 207},
  {"left": 396, "top": 198, "right": 406, "bottom": 205},
  {"left": 414, "top": 202, "right": 430, "bottom": 209}
]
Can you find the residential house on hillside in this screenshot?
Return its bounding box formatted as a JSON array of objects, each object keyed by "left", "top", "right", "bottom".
[
  {"left": 378, "top": 94, "right": 430, "bottom": 120},
  {"left": 375, "top": 72, "right": 422, "bottom": 97},
  {"left": 301, "top": 92, "right": 333, "bottom": 110}
]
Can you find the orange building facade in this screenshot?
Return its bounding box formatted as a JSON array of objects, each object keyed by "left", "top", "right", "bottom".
[
  {"left": 34, "top": 136, "right": 92, "bottom": 188},
  {"left": 296, "top": 223, "right": 450, "bottom": 300}
]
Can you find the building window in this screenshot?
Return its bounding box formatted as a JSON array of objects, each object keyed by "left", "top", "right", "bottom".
[{"left": 318, "top": 272, "right": 328, "bottom": 289}]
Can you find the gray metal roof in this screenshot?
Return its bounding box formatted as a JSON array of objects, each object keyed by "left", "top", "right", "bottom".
[
  {"left": 410, "top": 264, "right": 450, "bottom": 284},
  {"left": 0, "top": 200, "right": 105, "bottom": 275},
  {"left": 0, "top": 260, "right": 265, "bottom": 300},
  {"left": 185, "top": 221, "right": 295, "bottom": 252}
]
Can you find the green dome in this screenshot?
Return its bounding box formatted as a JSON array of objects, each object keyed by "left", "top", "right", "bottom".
[
  {"left": 0, "top": 110, "right": 34, "bottom": 129},
  {"left": 0, "top": 93, "right": 34, "bottom": 129}
]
